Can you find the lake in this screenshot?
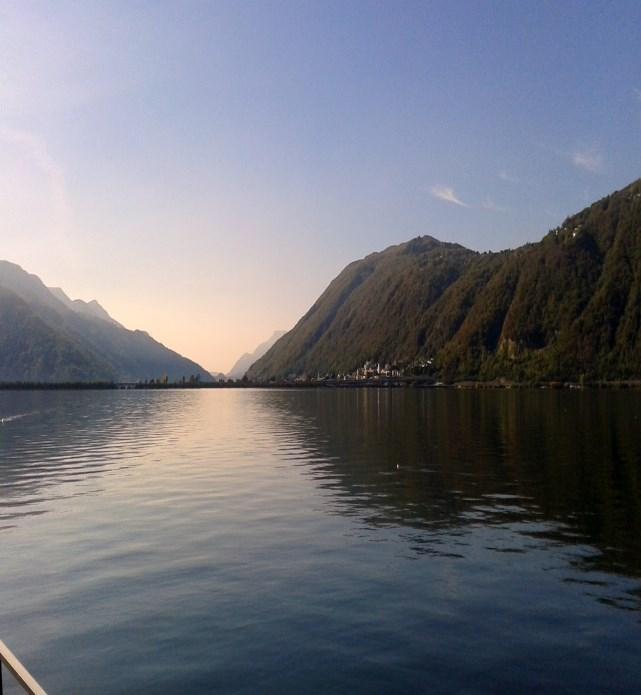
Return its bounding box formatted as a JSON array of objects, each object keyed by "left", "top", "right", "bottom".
[{"left": 0, "top": 388, "right": 640, "bottom": 693}]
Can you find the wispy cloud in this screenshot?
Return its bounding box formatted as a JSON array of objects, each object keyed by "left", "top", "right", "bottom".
[
  {"left": 572, "top": 148, "right": 603, "bottom": 173},
  {"left": 0, "top": 125, "right": 70, "bottom": 220},
  {"left": 431, "top": 185, "right": 507, "bottom": 212},
  {"left": 0, "top": 125, "right": 73, "bottom": 255},
  {"left": 430, "top": 185, "right": 468, "bottom": 207},
  {"left": 498, "top": 169, "right": 519, "bottom": 183},
  {"left": 481, "top": 197, "right": 508, "bottom": 213}
]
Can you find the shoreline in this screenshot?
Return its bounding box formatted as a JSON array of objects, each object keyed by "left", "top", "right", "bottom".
[{"left": 2, "top": 378, "right": 641, "bottom": 391}]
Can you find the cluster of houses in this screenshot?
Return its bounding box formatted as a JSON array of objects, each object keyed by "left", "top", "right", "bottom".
[
  {"left": 352, "top": 361, "right": 403, "bottom": 379},
  {"left": 288, "top": 358, "right": 435, "bottom": 383},
  {"left": 349, "top": 359, "right": 435, "bottom": 380}
]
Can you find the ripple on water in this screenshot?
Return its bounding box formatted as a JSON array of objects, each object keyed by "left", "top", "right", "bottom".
[{"left": 0, "top": 388, "right": 640, "bottom": 693}]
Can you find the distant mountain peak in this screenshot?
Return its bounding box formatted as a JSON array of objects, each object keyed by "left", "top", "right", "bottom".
[
  {"left": 48, "top": 286, "right": 71, "bottom": 303},
  {"left": 47, "top": 286, "right": 122, "bottom": 327},
  {"left": 227, "top": 330, "right": 288, "bottom": 379}
]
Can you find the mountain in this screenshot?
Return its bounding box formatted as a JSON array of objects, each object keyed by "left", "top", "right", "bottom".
[
  {"left": 0, "top": 287, "right": 114, "bottom": 382},
  {"left": 0, "top": 261, "right": 213, "bottom": 383},
  {"left": 227, "top": 330, "right": 287, "bottom": 379},
  {"left": 248, "top": 178, "right": 641, "bottom": 383},
  {"left": 48, "top": 287, "right": 121, "bottom": 326}
]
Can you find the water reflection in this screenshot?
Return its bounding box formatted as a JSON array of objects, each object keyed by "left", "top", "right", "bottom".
[
  {"left": 260, "top": 388, "right": 641, "bottom": 604},
  {"left": 1, "top": 388, "right": 640, "bottom": 693},
  {"left": 0, "top": 390, "right": 198, "bottom": 525}
]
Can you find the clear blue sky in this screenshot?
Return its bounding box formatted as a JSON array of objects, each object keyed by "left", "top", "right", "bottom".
[{"left": 1, "top": 1, "right": 640, "bottom": 370}]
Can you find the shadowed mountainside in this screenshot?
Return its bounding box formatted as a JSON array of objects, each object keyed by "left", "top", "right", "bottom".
[
  {"left": 0, "top": 262, "right": 212, "bottom": 383},
  {"left": 249, "top": 178, "right": 641, "bottom": 382}
]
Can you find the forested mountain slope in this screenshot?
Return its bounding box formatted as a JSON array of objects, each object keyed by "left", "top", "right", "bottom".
[{"left": 249, "top": 178, "right": 641, "bottom": 382}]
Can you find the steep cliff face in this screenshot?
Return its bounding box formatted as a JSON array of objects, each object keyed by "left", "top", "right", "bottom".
[{"left": 249, "top": 178, "right": 641, "bottom": 382}]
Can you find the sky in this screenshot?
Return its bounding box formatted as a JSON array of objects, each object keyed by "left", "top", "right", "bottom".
[{"left": 1, "top": 1, "right": 640, "bottom": 372}]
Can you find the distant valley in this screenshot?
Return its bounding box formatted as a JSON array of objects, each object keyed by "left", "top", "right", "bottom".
[
  {"left": 5, "top": 178, "right": 641, "bottom": 386},
  {"left": 226, "top": 330, "right": 287, "bottom": 380}
]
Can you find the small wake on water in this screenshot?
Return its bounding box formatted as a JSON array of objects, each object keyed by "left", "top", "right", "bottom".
[{"left": 0, "top": 412, "right": 37, "bottom": 424}]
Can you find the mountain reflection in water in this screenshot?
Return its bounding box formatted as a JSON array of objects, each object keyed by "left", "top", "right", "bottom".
[
  {"left": 0, "top": 388, "right": 640, "bottom": 693},
  {"left": 263, "top": 389, "right": 641, "bottom": 576}
]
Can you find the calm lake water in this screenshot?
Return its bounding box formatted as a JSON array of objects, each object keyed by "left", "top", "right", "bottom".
[{"left": 0, "top": 388, "right": 640, "bottom": 693}]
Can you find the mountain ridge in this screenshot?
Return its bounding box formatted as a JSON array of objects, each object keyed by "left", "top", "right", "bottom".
[
  {"left": 249, "top": 178, "right": 641, "bottom": 382},
  {"left": 0, "top": 261, "right": 213, "bottom": 383},
  {"left": 48, "top": 287, "right": 122, "bottom": 327}
]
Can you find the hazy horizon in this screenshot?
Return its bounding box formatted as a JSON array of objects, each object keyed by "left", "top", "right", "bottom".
[{"left": 2, "top": 1, "right": 641, "bottom": 371}]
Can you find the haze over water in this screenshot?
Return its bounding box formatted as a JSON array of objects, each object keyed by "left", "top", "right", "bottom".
[{"left": 0, "top": 388, "right": 640, "bottom": 693}]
